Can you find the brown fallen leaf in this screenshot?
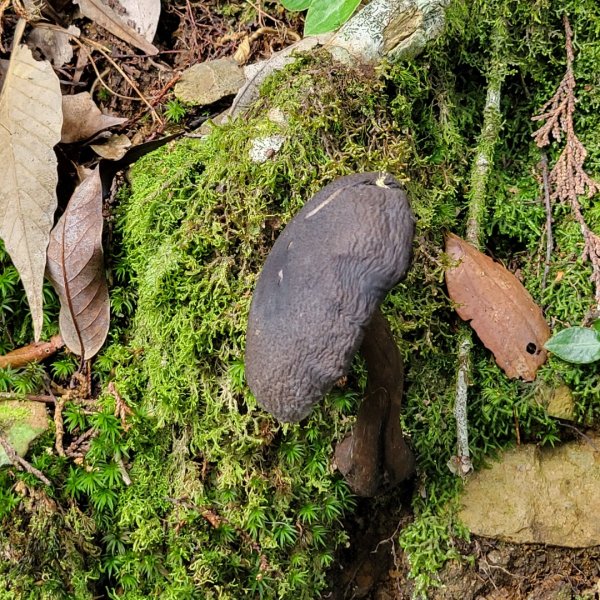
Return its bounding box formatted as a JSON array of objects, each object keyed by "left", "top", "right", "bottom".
[
  {"left": 0, "top": 335, "right": 64, "bottom": 369},
  {"left": 28, "top": 25, "right": 80, "bottom": 68},
  {"left": 74, "top": 0, "right": 159, "bottom": 55},
  {"left": 445, "top": 233, "right": 550, "bottom": 381},
  {"left": 46, "top": 168, "right": 110, "bottom": 359},
  {"left": 62, "top": 92, "right": 127, "bottom": 143},
  {"left": 91, "top": 133, "right": 131, "bottom": 160},
  {"left": 117, "top": 0, "right": 161, "bottom": 42},
  {"left": 0, "top": 19, "right": 63, "bottom": 341}
]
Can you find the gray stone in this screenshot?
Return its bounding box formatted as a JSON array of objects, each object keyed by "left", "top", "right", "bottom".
[
  {"left": 459, "top": 435, "right": 600, "bottom": 547},
  {"left": 175, "top": 58, "right": 246, "bottom": 106}
]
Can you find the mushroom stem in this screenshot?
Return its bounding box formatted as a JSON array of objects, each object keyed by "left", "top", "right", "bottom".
[{"left": 335, "top": 308, "right": 415, "bottom": 496}]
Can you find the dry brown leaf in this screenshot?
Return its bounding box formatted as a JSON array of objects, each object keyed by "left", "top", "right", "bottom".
[
  {"left": 28, "top": 25, "right": 80, "bottom": 68},
  {"left": 233, "top": 35, "right": 251, "bottom": 65},
  {"left": 74, "top": 0, "right": 159, "bottom": 55},
  {"left": 117, "top": 0, "right": 161, "bottom": 42},
  {"left": 46, "top": 168, "right": 110, "bottom": 359},
  {"left": 0, "top": 19, "right": 63, "bottom": 341},
  {"left": 90, "top": 133, "right": 131, "bottom": 160},
  {"left": 445, "top": 233, "right": 550, "bottom": 381},
  {"left": 62, "top": 92, "right": 127, "bottom": 143}
]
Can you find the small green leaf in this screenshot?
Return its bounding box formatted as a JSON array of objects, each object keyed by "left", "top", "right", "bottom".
[
  {"left": 544, "top": 326, "right": 600, "bottom": 364},
  {"left": 304, "top": 0, "right": 361, "bottom": 35},
  {"left": 592, "top": 319, "right": 600, "bottom": 333},
  {"left": 280, "top": 0, "right": 312, "bottom": 11}
]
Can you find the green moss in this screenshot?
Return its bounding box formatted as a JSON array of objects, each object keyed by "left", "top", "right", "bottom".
[{"left": 1, "top": 1, "right": 600, "bottom": 597}]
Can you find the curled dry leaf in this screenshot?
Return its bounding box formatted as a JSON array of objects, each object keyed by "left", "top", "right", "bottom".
[
  {"left": 0, "top": 19, "right": 63, "bottom": 341},
  {"left": 74, "top": 0, "right": 159, "bottom": 55},
  {"left": 62, "top": 92, "right": 127, "bottom": 143},
  {"left": 91, "top": 133, "right": 131, "bottom": 160},
  {"left": 46, "top": 168, "right": 110, "bottom": 359},
  {"left": 445, "top": 233, "right": 550, "bottom": 381},
  {"left": 28, "top": 25, "right": 80, "bottom": 68},
  {"left": 117, "top": 0, "right": 161, "bottom": 42}
]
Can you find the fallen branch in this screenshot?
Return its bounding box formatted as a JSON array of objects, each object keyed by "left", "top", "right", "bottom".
[
  {"left": 450, "top": 22, "right": 507, "bottom": 477},
  {"left": 0, "top": 393, "right": 55, "bottom": 404},
  {"left": 540, "top": 153, "right": 553, "bottom": 293},
  {"left": 0, "top": 433, "right": 51, "bottom": 485},
  {"left": 0, "top": 335, "right": 64, "bottom": 369}
]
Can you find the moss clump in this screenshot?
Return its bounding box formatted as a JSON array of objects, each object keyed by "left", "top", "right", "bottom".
[{"left": 1, "top": 1, "right": 600, "bottom": 597}]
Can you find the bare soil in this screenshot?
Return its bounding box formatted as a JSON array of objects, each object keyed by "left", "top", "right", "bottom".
[{"left": 329, "top": 486, "right": 600, "bottom": 600}]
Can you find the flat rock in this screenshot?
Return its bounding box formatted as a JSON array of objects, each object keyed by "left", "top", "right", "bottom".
[
  {"left": 459, "top": 435, "right": 600, "bottom": 547},
  {"left": 0, "top": 401, "right": 48, "bottom": 466},
  {"left": 175, "top": 58, "right": 246, "bottom": 106}
]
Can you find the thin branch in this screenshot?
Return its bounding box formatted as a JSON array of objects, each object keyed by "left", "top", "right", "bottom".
[
  {"left": 0, "top": 335, "right": 64, "bottom": 369},
  {"left": 451, "top": 25, "right": 507, "bottom": 477},
  {"left": 540, "top": 153, "right": 554, "bottom": 293},
  {"left": 0, "top": 434, "right": 51, "bottom": 486}
]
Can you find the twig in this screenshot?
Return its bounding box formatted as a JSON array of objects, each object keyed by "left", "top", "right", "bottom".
[
  {"left": 540, "top": 153, "right": 553, "bottom": 293},
  {"left": 65, "top": 427, "right": 97, "bottom": 458},
  {"left": 0, "top": 335, "right": 64, "bottom": 369},
  {"left": 54, "top": 397, "right": 66, "bottom": 457},
  {"left": 108, "top": 381, "right": 133, "bottom": 431},
  {"left": 0, "top": 393, "right": 55, "bottom": 404},
  {"left": 0, "top": 0, "right": 10, "bottom": 52},
  {"left": 73, "top": 40, "right": 141, "bottom": 102},
  {"left": 0, "top": 434, "right": 51, "bottom": 485},
  {"left": 450, "top": 23, "right": 507, "bottom": 477},
  {"left": 116, "top": 456, "right": 132, "bottom": 485},
  {"left": 72, "top": 35, "right": 161, "bottom": 123}
]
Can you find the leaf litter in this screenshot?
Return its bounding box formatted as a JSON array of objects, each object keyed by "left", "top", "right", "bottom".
[
  {"left": 61, "top": 91, "right": 127, "bottom": 143},
  {"left": 46, "top": 167, "right": 110, "bottom": 359},
  {"left": 445, "top": 233, "right": 550, "bottom": 381},
  {"left": 0, "top": 19, "right": 63, "bottom": 341}
]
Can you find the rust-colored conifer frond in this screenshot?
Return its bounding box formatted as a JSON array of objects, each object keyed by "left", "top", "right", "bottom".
[{"left": 532, "top": 15, "right": 600, "bottom": 306}]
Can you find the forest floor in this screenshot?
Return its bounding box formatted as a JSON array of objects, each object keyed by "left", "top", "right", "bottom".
[
  {"left": 331, "top": 489, "right": 600, "bottom": 599},
  {"left": 1, "top": 1, "right": 599, "bottom": 598}
]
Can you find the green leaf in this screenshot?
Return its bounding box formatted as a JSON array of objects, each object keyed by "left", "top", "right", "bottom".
[
  {"left": 592, "top": 319, "right": 600, "bottom": 333},
  {"left": 280, "top": 0, "right": 312, "bottom": 11},
  {"left": 304, "top": 0, "right": 361, "bottom": 35},
  {"left": 544, "top": 326, "right": 600, "bottom": 364}
]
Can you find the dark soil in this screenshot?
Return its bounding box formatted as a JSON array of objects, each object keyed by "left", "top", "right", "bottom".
[{"left": 329, "top": 484, "right": 600, "bottom": 600}]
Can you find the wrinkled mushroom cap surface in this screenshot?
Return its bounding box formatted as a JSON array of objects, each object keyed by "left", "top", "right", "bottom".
[{"left": 246, "top": 172, "right": 414, "bottom": 422}]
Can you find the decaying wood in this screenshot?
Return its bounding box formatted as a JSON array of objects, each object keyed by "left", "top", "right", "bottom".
[
  {"left": 0, "top": 335, "right": 64, "bottom": 369},
  {"left": 335, "top": 309, "right": 415, "bottom": 497}
]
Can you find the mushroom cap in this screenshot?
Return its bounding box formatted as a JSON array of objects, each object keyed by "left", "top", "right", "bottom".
[{"left": 245, "top": 172, "right": 414, "bottom": 422}]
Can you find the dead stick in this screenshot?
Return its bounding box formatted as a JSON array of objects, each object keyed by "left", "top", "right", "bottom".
[
  {"left": 54, "top": 397, "right": 66, "bottom": 457},
  {"left": 452, "top": 22, "right": 507, "bottom": 477},
  {"left": 0, "top": 335, "right": 64, "bottom": 369},
  {"left": 0, "top": 434, "right": 51, "bottom": 486},
  {"left": 0, "top": 393, "right": 55, "bottom": 404},
  {"left": 540, "top": 153, "right": 553, "bottom": 293}
]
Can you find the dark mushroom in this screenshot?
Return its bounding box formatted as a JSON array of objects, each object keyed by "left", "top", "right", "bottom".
[{"left": 246, "top": 172, "right": 416, "bottom": 495}]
